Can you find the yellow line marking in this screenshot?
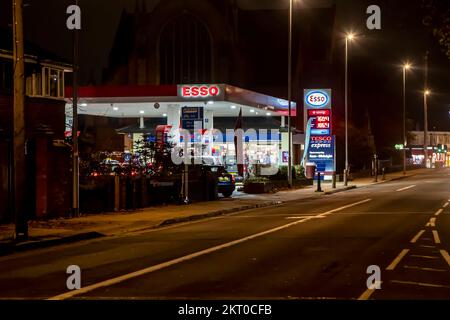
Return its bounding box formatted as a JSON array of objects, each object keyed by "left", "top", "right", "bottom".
[
  {"left": 404, "top": 265, "right": 447, "bottom": 272},
  {"left": 386, "top": 249, "right": 410, "bottom": 271},
  {"left": 410, "top": 254, "right": 439, "bottom": 259},
  {"left": 48, "top": 199, "right": 373, "bottom": 300},
  {"left": 432, "top": 230, "right": 441, "bottom": 244},
  {"left": 391, "top": 280, "right": 450, "bottom": 289},
  {"left": 357, "top": 281, "right": 382, "bottom": 300},
  {"left": 440, "top": 250, "right": 450, "bottom": 267},
  {"left": 410, "top": 230, "right": 425, "bottom": 243}
]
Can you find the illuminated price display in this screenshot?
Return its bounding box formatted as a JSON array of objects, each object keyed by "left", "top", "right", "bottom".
[{"left": 308, "top": 109, "right": 331, "bottom": 134}]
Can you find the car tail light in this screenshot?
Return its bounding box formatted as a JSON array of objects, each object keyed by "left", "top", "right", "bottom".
[{"left": 231, "top": 175, "right": 236, "bottom": 183}]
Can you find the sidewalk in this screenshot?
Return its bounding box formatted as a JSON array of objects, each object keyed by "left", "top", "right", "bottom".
[{"left": 0, "top": 168, "right": 425, "bottom": 255}]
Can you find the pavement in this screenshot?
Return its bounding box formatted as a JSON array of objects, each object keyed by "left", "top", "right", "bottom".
[
  {"left": 0, "top": 168, "right": 427, "bottom": 255},
  {"left": 0, "top": 167, "right": 448, "bottom": 300}
]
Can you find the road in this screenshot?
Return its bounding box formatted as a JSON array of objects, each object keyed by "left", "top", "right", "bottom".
[{"left": 0, "top": 168, "right": 449, "bottom": 300}]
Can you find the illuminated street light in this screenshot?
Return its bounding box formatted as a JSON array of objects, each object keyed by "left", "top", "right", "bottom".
[
  {"left": 344, "top": 32, "right": 356, "bottom": 186},
  {"left": 402, "top": 62, "right": 412, "bottom": 175}
]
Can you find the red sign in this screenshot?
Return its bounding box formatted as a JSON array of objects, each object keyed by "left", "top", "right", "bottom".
[
  {"left": 180, "top": 85, "right": 220, "bottom": 98},
  {"left": 156, "top": 125, "right": 172, "bottom": 146},
  {"left": 308, "top": 109, "right": 330, "bottom": 116},
  {"left": 308, "top": 109, "right": 331, "bottom": 131}
]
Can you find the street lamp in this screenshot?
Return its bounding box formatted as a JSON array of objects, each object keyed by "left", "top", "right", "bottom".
[
  {"left": 402, "top": 63, "right": 411, "bottom": 175},
  {"left": 344, "top": 33, "right": 355, "bottom": 186},
  {"left": 424, "top": 89, "right": 430, "bottom": 167},
  {"left": 287, "top": 0, "right": 299, "bottom": 188}
]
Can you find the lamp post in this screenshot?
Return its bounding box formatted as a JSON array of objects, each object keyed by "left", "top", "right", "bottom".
[
  {"left": 402, "top": 63, "right": 411, "bottom": 175},
  {"left": 287, "top": 0, "right": 293, "bottom": 188},
  {"left": 344, "top": 33, "right": 355, "bottom": 186},
  {"left": 424, "top": 90, "right": 430, "bottom": 168}
]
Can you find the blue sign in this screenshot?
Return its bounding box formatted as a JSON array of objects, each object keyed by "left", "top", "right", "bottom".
[
  {"left": 308, "top": 136, "right": 335, "bottom": 178},
  {"left": 311, "top": 129, "right": 331, "bottom": 135},
  {"left": 182, "top": 107, "right": 204, "bottom": 130}
]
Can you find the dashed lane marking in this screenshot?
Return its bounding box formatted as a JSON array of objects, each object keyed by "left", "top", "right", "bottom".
[
  {"left": 386, "top": 249, "right": 410, "bottom": 271},
  {"left": 410, "top": 230, "right": 425, "bottom": 243},
  {"left": 396, "top": 185, "right": 416, "bottom": 192},
  {"left": 443, "top": 203, "right": 448, "bottom": 208},
  {"left": 435, "top": 209, "right": 443, "bottom": 216},
  {"left": 427, "top": 218, "right": 436, "bottom": 227}
]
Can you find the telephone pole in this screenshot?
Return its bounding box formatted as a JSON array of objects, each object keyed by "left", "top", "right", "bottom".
[
  {"left": 72, "top": 0, "right": 80, "bottom": 217},
  {"left": 12, "top": 0, "right": 28, "bottom": 240}
]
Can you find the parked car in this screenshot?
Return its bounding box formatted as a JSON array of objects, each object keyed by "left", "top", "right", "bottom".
[{"left": 209, "top": 165, "right": 235, "bottom": 198}]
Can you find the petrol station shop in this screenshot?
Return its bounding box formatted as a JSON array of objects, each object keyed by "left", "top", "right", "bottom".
[{"left": 65, "top": 84, "right": 298, "bottom": 172}]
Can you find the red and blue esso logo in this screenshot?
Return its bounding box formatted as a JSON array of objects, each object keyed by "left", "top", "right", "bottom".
[{"left": 305, "top": 91, "right": 329, "bottom": 108}]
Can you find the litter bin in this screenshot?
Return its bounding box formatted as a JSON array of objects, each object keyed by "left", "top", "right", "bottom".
[{"left": 305, "top": 162, "right": 316, "bottom": 179}]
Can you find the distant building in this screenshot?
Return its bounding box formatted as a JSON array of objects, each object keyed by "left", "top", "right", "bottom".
[
  {"left": 0, "top": 28, "right": 73, "bottom": 222},
  {"left": 407, "top": 131, "right": 450, "bottom": 168}
]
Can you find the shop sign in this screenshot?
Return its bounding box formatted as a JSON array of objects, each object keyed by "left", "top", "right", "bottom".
[
  {"left": 308, "top": 135, "right": 335, "bottom": 174},
  {"left": 180, "top": 85, "right": 220, "bottom": 98},
  {"left": 182, "top": 107, "right": 204, "bottom": 130}
]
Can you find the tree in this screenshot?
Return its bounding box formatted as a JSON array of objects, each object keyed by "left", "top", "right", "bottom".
[{"left": 422, "top": 0, "right": 450, "bottom": 59}]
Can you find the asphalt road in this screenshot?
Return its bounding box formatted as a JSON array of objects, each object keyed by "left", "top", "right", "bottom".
[{"left": 0, "top": 168, "right": 449, "bottom": 300}]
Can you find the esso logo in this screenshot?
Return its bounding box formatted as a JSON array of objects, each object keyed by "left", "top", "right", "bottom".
[
  {"left": 306, "top": 91, "right": 329, "bottom": 107},
  {"left": 181, "top": 85, "right": 220, "bottom": 98}
]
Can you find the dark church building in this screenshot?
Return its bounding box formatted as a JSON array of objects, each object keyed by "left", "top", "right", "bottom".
[
  {"left": 100, "top": 0, "right": 376, "bottom": 171},
  {"left": 102, "top": 0, "right": 346, "bottom": 130}
]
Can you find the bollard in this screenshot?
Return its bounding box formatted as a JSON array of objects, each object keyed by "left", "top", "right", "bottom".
[
  {"left": 332, "top": 171, "right": 337, "bottom": 189},
  {"left": 316, "top": 172, "right": 323, "bottom": 192},
  {"left": 382, "top": 167, "right": 386, "bottom": 180},
  {"left": 343, "top": 169, "right": 348, "bottom": 186}
]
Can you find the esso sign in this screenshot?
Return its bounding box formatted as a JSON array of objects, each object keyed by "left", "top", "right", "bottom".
[
  {"left": 306, "top": 91, "right": 329, "bottom": 108},
  {"left": 181, "top": 85, "right": 220, "bottom": 98}
]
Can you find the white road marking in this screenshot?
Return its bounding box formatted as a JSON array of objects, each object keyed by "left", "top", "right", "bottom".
[
  {"left": 419, "top": 245, "right": 436, "bottom": 249},
  {"left": 428, "top": 218, "right": 436, "bottom": 227},
  {"left": 432, "top": 230, "right": 441, "bottom": 244},
  {"left": 435, "top": 209, "right": 443, "bottom": 216},
  {"left": 403, "top": 265, "right": 447, "bottom": 272},
  {"left": 357, "top": 281, "right": 382, "bottom": 300},
  {"left": 443, "top": 202, "right": 449, "bottom": 208},
  {"left": 386, "top": 249, "right": 410, "bottom": 271},
  {"left": 47, "top": 198, "right": 372, "bottom": 300},
  {"left": 391, "top": 280, "right": 450, "bottom": 289},
  {"left": 410, "top": 230, "right": 425, "bottom": 243},
  {"left": 440, "top": 250, "right": 450, "bottom": 267},
  {"left": 410, "top": 254, "right": 439, "bottom": 260},
  {"left": 396, "top": 185, "right": 416, "bottom": 192},
  {"left": 286, "top": 216, "right": 326, "bottom": 219}
]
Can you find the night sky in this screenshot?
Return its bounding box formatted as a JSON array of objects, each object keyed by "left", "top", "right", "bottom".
[{"left": 1, "top": 0, "right": 449, "bottom": 142}]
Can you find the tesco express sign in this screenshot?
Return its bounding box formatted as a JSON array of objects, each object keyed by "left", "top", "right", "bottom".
[
  {"left": 180, "top": 85, "right": 220, "bottom": 98},
  {"left": 305, "top": 90, "right": 329, "bottom": 108}
]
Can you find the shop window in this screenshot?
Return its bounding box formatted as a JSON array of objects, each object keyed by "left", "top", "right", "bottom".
[
  {"left": 31, "top": 66, "right": 65, "bottom": 99},
  {"left": 159, "top": 14, "right": 212, "bottom": 84}
]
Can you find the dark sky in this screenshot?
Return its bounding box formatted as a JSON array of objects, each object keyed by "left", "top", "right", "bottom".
[{"left": 1, "top": 0, "right": 449, "bottom": 136}]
